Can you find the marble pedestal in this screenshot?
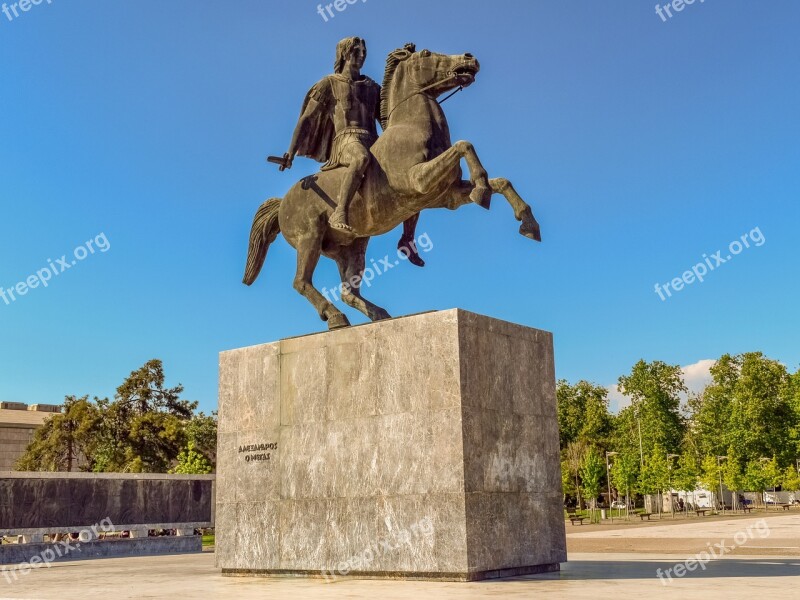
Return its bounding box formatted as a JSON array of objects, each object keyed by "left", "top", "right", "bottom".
[{"left": 215, "top": 309, "right": 566, "bottom": 581}]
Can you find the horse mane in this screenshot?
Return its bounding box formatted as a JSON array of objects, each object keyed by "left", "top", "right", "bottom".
[{"left": 380, "top": 43, "right": 416, "bottom": 130}]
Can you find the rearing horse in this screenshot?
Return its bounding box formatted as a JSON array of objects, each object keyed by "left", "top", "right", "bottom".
[{"left": 244, "top": 44, "right": 541, "bottom": 329}]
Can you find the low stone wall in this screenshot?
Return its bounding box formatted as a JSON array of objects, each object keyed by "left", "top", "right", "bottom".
[
  {"left": 0, "top": 472, "right": 214, "bottom": 565},
  {"left": 0, "top": 536, "right": 202, "bottom": 571},
  {"left": 0, "top": 472, "right": 215, "bottom": 535}
]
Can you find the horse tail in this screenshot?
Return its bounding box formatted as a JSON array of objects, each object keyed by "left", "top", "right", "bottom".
[{"left": 243, "top": 198, "right": 282, "bottom": 286}]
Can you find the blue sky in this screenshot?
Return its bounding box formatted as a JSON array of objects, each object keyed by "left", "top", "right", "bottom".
[{"left": 1, "top": 0, "right": 798, "bottom": 414}]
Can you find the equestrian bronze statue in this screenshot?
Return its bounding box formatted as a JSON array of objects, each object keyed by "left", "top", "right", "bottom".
[{"left": 245, "top": 41, "right": 541, "bottom": 330}]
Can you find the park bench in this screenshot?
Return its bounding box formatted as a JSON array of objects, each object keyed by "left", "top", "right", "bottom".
[
  {"left": 741, "top": 505, "right": 753, "bottom": 514},
  {"left": 638, "top": 513, "right": 654, "bottom": 521},
  {"left": 567, "top": 512, "right": 587, "bottom": 525},
  {"left": 779, "top": 504, "right": 792, "bottom": 511},
  {"left": 695, "top": 509, "right": 710, "bottom": 517}
]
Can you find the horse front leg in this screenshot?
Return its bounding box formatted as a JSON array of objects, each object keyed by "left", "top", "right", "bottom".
[
  {"left": 439, "top": 180, "right": 541, "bottom": 243},
  {"left": 489, "top": 178, "right": 541, "bottom": 242},
  {"left": 406, "top": 141, "right": 492, "bottom": 208}
]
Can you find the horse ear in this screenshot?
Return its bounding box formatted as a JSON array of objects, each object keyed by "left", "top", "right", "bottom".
[{"left": 403, "top": 43, "right": 416, "bottom": 53}]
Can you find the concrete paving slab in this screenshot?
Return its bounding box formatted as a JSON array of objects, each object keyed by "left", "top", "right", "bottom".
[
  {"left": 1, "top": 551, "right": 799, "bottom": 599},
  {"left": 2, "top": 514, "right": 799, "bottom": 598}
]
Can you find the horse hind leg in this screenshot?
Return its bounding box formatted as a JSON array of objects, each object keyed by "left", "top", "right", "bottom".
[
  {"left": 293, "top": 228, "right": 350, "bottom": 329},
  {"left": 336, "top": 240, "right": 391, "bottom": 323}
]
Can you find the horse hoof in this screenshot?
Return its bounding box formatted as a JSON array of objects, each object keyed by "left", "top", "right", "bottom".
[
  {"left": 518, "top": 208, "right": 542, "bottom": 242},
  {"left": 470, "top": 185, "right": 492, "bottom": 210},
  {"left": 372, "top": 310, "right": 392, "bottom": 321},
  {"left": 519, "top": 220, "right": 542, "bottom": 242},
  {"left": 327, "top": 313, "right": 351, "bottom": 330}
]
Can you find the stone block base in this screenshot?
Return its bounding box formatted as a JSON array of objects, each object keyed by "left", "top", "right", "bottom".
[
  {"left": 216, "top": 309, "right": 566, "bottom": 580},
  {"left": 221, "top": 562, "right": 560, "bottom": 581}
]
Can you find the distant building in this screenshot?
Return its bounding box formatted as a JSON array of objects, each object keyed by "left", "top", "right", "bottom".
[{"left": 0, "top": 402, "right": 60, "bottom": 470}]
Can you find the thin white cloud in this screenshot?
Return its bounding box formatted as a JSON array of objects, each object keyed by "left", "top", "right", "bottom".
[
  {"left": 606, "top": 359, "right": 716, "bottom": 414},
  {"left": 682, "top": 359, "right": 716, "bottom": 395}
]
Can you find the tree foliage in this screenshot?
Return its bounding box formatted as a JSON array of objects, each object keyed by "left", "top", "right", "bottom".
[
  {"left": 557, "top": 380, "right": 613, "bottom": 450},
  {"left": 16, "top": 396, "right": 101, "bottom": 472},
  {"left": 558, "top": 352, "right": 800, "bottom": 506},
  {"left": 170, "top": 441, "right": 213, "bottom": 475},
  {"left": 579, "top": 448, "right": 604, "bottom": 518},
  {"left": 16, "top": 360, "right": 216, "bottom": 474},
  {"left": 618, "top": 360, "right": 686, "bottom": 454}
]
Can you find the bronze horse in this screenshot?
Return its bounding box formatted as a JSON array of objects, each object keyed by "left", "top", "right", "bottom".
[{"left": 244, "top": 45, "right": 541, "bottom": 329}]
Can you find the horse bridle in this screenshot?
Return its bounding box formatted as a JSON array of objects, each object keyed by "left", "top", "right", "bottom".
[{"left": 386, "top": 71, "right": 466, "bottom": 121}]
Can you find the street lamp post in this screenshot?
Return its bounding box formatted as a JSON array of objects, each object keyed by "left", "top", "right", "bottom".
[
  {"left": 717, "top": 456, "right": 728, "bottom": 514},
  {"left": 606, "top": 452, "right": 619, "bottom": 523},
  {"left": 667, "top": 454, "right": 679, "bottom": 518}
]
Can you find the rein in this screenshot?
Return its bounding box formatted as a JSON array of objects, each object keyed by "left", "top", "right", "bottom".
[{"left": 386, "top": 73, "right": 463, "bottom": 120}]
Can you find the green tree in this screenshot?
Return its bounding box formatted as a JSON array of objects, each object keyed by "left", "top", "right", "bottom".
[
  {"left": 170, "top": 441, "right": 213, "bottom": 475},
  {"left": 788, "top": 369, "right": 800, "bottom": 458},
  {"left": 93, "top": 359, "right": 197, "bottom": 472},
  {"left": 580, "top": 448, "right": 604, "bottom": 522},
  {"left": 184, "top": 411, "right": 218, "bottom": 467},
  {"left": 780, "top": 465, "right": 800, "bottom": 492},
  {"left": 703, "top": 354, "right": 795, "bottom": 466},
  {"left": 563, "top": 440, "right": 589, "bottom": 509},
  {"left": 721, "top": 448, "right": 745, "bottom": 498},
  {"left": 610, "top": 451, "right": 639, "bottom": 513},
  {"left": 556, "top": 380, "right": 613, "bottom": 451},
  {"left": 616, "top": 360, "right": 686, "bottom": 460},
  {"left": 760, "top": 457, "right": 782, "bottom": 503},
  {"left": 115, "top": 359, "right": 196, "bottom": 418},
  {"left": 16, "top": 396, "right": 101, "bottom": 472},
  {"left": 672, "top": 453, "right": 699, "bottom": 494},
  {"left": 742, "top": 460, "right": 770, "bottom": 505},
  {"left": 639, "top": 446, "right": 670, "bottom": 515},
  {"left": 686, "top": 387, "right": 730, "bottom": 459},
  {"left": 698, "top": 455, "right": 722, "bottom": 495}
]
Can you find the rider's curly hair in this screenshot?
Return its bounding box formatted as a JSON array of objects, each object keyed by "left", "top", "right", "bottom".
[{"left": 334, "top": 37, "right": 366, "bottom": 74}]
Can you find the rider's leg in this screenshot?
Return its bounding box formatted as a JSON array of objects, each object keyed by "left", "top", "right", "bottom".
[{"left": 330, "top": 144, "right": 370, "bottom": 231}]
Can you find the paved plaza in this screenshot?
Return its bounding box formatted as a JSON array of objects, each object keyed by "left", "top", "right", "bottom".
[{"left": 1, "top": 514, "right": 798, "bottom": 599}]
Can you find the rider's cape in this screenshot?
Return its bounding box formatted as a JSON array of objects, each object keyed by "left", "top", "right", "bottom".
[
  {"left": 293, "top": 77, "right": 336, "bottom": 162},
  {"left": 292, "top": 75, "right": 380, "bottom": 163}
]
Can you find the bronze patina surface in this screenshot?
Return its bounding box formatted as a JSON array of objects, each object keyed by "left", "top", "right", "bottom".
[{"left": 245, "top": 40, "right": 541, "bottom": 329}]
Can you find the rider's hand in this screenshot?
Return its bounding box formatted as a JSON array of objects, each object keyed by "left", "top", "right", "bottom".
[{"left": 281, "top": 152, "right": 294, "bottom": 171}]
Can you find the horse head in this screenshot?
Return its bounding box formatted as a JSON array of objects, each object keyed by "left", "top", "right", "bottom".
[{"left": 380, "top": 44, "right": 480, "bottom": 129}]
